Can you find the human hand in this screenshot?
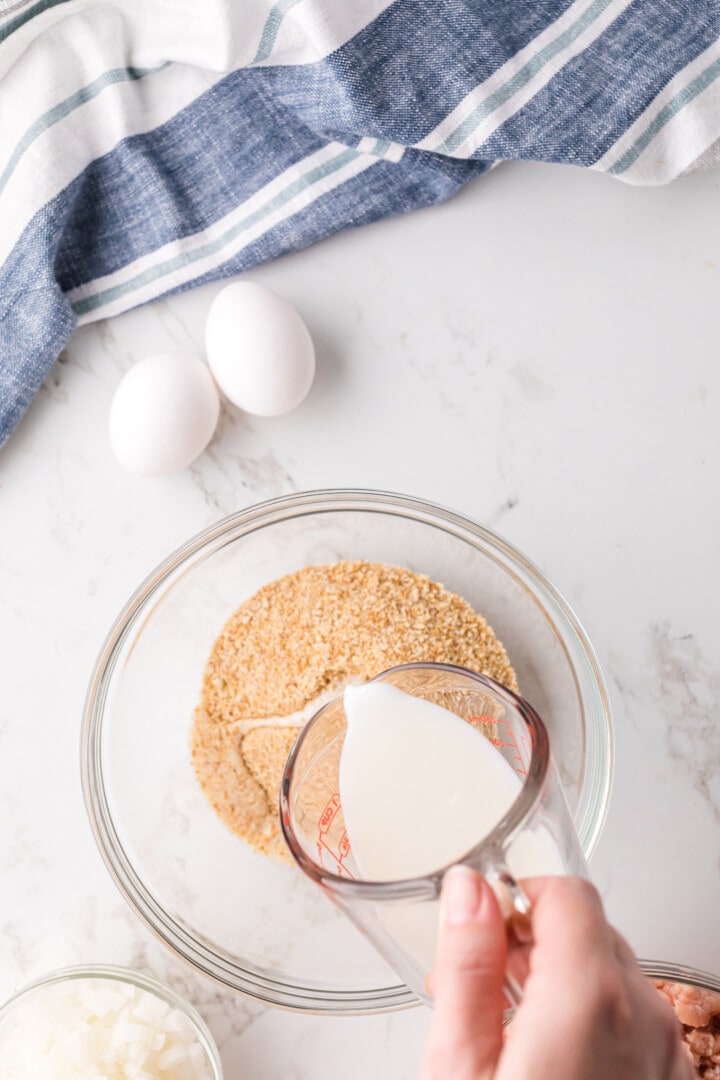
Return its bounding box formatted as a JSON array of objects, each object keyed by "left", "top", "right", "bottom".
[{"left": 420, "top": 868, "right": 693, "bottom": 1080}]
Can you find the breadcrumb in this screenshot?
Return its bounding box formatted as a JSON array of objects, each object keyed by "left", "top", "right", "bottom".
[{"left": 191, "top": 561, "right": 517, "bottom": 862}]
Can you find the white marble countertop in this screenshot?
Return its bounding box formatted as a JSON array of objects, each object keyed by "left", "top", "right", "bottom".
[{"left": 2, "top": 158, "right": 719, "bottom": 1078}]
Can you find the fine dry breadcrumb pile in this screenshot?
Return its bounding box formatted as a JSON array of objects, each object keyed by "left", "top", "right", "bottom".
[
  {"left": 191, "top": 560, "right": 517, "bottom": 862},
  {"left": 653, "top": 981, "right": 720, "bottom": 1078}
]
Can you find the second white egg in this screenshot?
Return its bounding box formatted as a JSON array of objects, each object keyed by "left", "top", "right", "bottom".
[
  {"left": 205, "top": 282, "right": 315, "bottom": 417},
  {"left": 109, "top": 352, "right": 219, "bottom": 476}
]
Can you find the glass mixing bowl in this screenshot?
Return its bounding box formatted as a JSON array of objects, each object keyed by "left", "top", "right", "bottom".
[
  {"left": 0, "top": 965, "right": 222, "bottom": 1078},
  {"left": 82, "top": 489, "right": 613, "bottom": 1013}
]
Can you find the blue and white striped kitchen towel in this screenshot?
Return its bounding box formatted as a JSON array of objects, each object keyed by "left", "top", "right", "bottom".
[{"left": 1, "top": 0, "right": 719, "bottom": 446}]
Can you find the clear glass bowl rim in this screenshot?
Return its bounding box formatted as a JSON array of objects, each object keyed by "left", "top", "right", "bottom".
[
  {"left": 0, "top": 963, "right": 223, "bottom": 1078},
  {"left": 638, "top": 959, "right": 720, "bottom": 995},
  {"left": 81, "top": 487, "right": 614, "bottom": 1014}
]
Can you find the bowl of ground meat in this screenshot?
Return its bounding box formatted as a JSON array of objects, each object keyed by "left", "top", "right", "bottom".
[
  {"left": 641, "top": 962, "right": 720, "bottom": 1078},
  {"left": 82, "top": 489, "right": 613, "bottom": 1013}
]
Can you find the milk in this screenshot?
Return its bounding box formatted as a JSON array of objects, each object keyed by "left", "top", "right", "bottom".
[
  {"left": 339, "top": 682, "right": 564, "bottom": 976},
  {"left": 341, "top": 682, "right": 523, "bottom": 880}
]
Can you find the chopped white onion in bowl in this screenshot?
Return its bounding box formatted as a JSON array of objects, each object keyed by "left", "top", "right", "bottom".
[{"left": 0, "top": 967, "right": 221, "bottom": 1080}]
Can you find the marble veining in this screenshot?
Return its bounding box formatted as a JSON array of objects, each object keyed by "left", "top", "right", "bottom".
[
  {"left": 652, "top": 622, "right": 720, "bottom": 822},
  {"left": 2, "top": 160, "right": 720, "bottom": 1076}
]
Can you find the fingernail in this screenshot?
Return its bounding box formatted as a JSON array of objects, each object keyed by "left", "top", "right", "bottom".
[{"left": 442, "top": 865, "right": 484, "bottom": 925}]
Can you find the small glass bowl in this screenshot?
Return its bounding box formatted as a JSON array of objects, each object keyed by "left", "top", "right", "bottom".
[
  {"left": 640, "top": 959, "right": 720, "bottom": 1073},
  {"left": 0, "top": 964, "right": 223, "bottom": 1078},
  {"left": 82, "top": 488, "right": 613, "bottom": 1013}
]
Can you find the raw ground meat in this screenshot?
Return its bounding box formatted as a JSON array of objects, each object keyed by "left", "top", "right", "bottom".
[{"left": 653, "top": 980, "right": 720, "bottom": 1078}]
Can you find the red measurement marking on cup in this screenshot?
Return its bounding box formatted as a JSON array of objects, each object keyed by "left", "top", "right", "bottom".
[
  {"left": 317, "top": 835, "right": 357, "bottom": 880},
  {"left": 318, "top": 793, "right": 341, "bottom": 834},
  {"left": 316, "top": 795, "right": 356, "bottom": 880},
  {"left": 469, "top": 715, "right": 527, "bottom": 777},
  {"left": 519, "top": 733, "right": 532, "bottom": 770}
]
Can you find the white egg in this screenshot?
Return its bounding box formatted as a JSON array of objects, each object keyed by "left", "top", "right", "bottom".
[
  {"left": 205, "top": 281, "right": 315, "bottom": 416},
  {"left": 109, "top": 352, "right": 219, "bottom": 476}
]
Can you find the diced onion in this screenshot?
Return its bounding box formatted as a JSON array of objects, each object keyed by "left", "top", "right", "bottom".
[{"left": 0, "top": 978, "right": 214, "bottom": 1080}]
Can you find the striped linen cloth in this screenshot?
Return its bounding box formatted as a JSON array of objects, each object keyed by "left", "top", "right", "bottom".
[{"left": 1, "top": 0, "right": 719, "bottom": 446}]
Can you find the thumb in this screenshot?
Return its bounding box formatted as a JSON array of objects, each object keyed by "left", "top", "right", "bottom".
[{"left": 422, "top": 867, "right": 507, "bottom": 1080}]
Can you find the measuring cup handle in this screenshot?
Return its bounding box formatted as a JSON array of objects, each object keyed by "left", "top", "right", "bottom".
[
  {"left": 485, "top": 867, "right": 533, "bottom": 1008},
  {"left": 494, "top": 867, "right": 532, "bottom": 917}
]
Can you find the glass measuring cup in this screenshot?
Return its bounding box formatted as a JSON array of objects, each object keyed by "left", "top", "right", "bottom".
[{"left": 280, "top": 663, "right": 588, "bottom": 1006}]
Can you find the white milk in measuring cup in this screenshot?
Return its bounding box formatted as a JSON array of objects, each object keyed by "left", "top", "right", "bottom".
[{"left": 338, "top": 682, "right": 565, "bottom": 973}]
